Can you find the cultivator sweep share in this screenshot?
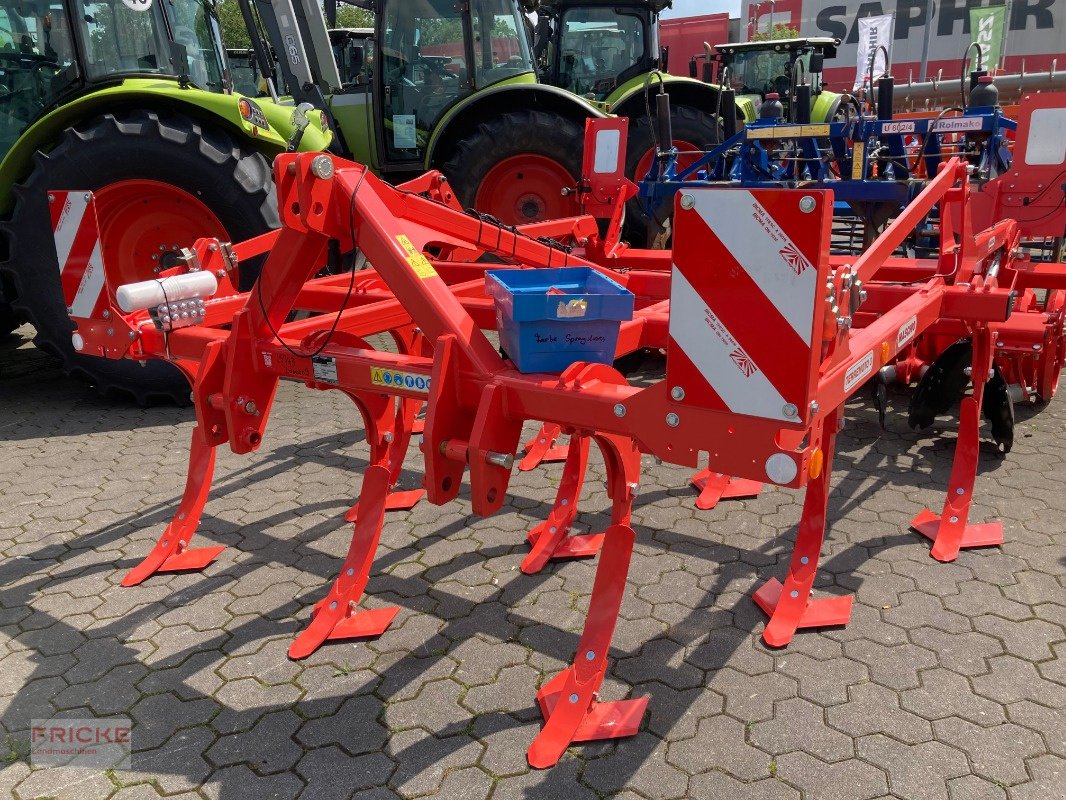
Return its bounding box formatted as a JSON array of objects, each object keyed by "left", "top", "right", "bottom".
[{"left": 55, "top": 93, "right": 1066, "bottom": 767}]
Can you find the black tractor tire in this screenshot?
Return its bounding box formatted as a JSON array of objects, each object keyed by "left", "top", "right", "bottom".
[
  {"left": 0, "top": 299, "right": 22, "bottom": 338},
  {"left": 0, "top": 110, "right": 277, "bottom": 405},
  {"left": 624, "top": 104, "right": 722, "bottom": 246},
  {"left": 441, "top": 109, "right": 584, "bottom": 225}
]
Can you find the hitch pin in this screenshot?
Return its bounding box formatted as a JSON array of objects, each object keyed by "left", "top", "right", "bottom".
[{"left": 439, "top": 439, "right": 514, "bottom": 470}]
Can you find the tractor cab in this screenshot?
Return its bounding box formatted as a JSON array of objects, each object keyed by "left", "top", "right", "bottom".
[
  {"left": 373, "top": 0, "right": 535, "bottom": 164},
  {"left": 0, "top": 0, "right": 228, "bottom": 156},
  {"left": 710, "top": 37, "right": 839, "bottom": 122},
  {"left": 330, "top": 27, "right": 372, "bottom": 87},
  {"left": 535, "top": 0, "right": 668, "bottom": 102}
]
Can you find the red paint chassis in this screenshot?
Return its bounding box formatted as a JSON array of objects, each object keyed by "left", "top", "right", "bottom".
[{"left": 57, "top": 93, "right": 1066, "bottom": 768}]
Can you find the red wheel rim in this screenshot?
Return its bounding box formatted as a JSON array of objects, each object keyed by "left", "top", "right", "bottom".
[
  {"left": 474, "top": 155, "right": 579, "bottom": 226},
  {"left": 634, "top": 139, "right": 704, "bottom": 183},
  {"left": 93, "top": 180, "right": 229, "bottom": 288}
]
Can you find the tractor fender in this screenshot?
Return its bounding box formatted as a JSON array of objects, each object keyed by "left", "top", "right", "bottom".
[
  {"left": 812, "top": 90, "right": 844, "bottom": 123},
  {"left": 0, "top": 79, "right": 332, "bottom": 215},
  {"left": 609, "top": 74, "right": 731, "bottom": 121},
  {"left": 425, "top": 83, "right": 605, "bottom": 170}
]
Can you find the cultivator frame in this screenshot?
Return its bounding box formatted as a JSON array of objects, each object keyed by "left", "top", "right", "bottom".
[{"left": 56, "top": 93, "right": 1066, "bottom": 768}]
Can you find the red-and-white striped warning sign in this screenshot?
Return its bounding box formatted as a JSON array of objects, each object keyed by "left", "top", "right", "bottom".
[
  {"left": 51, "top": 191, "right": 107, "bottom": 320},
  {"left": 667, "top": 189, "right": 831, "bottom": 424}
]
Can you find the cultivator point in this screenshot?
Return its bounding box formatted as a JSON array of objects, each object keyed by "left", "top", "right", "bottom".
[{"left": 56, "top": 93, "right": 1066, "bottom": 766}]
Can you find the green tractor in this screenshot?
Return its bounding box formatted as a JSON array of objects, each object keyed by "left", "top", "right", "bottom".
[
  {"left": 0, "top": 0, "right": 603, "bottom": 401},
  {"left": 248, "top": 0, "right": 603, "bottom": 224},
  {"left": 532, "top": 0, "right": 728, "bottom": 182},
  {"left": 703, "top": 37, "right": 845, "bottom": 125},
  {"left": 0, "top": 0, "right": 332, "bottom": 400}
]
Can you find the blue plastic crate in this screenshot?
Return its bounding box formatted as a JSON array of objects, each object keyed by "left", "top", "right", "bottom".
[{"left": 485, "top": 267, "right": 635, "bottom": 374}]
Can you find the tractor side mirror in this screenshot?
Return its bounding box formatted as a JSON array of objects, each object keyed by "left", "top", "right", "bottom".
[
  {"left": 809, "top": 53, "right": 824, "bottom": 73},
  {"left": 170, "top": 42, "right": 191, "bottom": 86}
]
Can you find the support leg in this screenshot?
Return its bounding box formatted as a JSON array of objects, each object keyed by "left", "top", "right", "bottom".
[
  {"left": 122, "top": 426, "right": 223, "bottom": 587},
  {"left": 753, "top": 410, "right": 852, "bottom": 647},
  {"left": 290, "top": 465, "right": 399, "bottom": 659},
  {"left": 519, "top": 422, "right": 570, "bottom": 471},
  {"left": 527, "top": 523, "right": 648, "bottom": 769},
  {"left": 911, "top": 329, "right": 1003, "bottom": 561},
  {"left": 689, "top": 467, "right": 763, "bottom": 510},
  {"left": 523, "top": 436, "right": 600, "bottom": 574},
  {"left": 345, "top": 396, "right": 425, "bottom": 522}
]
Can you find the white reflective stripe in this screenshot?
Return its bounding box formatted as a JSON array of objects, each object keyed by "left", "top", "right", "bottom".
[
  {"left": 669, "top": 266, "right": 791, "bottom": 422},
  {"left": 70, "top": 240, "right": 105, "bottom": 318},
  {"left": 692, "top": 190, "right": 816, "bottom": 344},
  {"left": 53, "top": 194, "right": 88, "bottom": 275}
]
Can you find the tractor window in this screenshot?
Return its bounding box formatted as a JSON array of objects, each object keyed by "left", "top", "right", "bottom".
[
  {"left": 469, "top": 0, "right": 532, "bottom": 88},
  {"left": 380, "top": 0, "right": 471, "bottom": 163},
  {"left": 162, "top": 0, "right": 227, "bottom": 90},
  {"left": 77, "top": 0, "right": 172, "bottom": 79},
  {"left": 728, "top": 49, "right": 792, "bottom": 98},
  {"left": 557, "top": 8, "right": 643, "bottom": 100},
  {"left": 0, "top": 0, "right": 78, "bottom": 159}
]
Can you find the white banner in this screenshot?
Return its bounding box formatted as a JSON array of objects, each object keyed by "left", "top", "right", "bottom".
[{"left": 854, "top": 13, "right": 894, "bottom": 91}]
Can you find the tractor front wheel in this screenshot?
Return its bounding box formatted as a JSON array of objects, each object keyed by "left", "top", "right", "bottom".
[
  {"left": 0, "top": 110, "right": 278, "bottom": 404},
  {"left": 442, "top": 110, "right": 583, "bottom": 226}
]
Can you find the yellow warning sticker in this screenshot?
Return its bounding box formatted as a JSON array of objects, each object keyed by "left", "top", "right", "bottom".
[
  {"left": 396, "top": 234, "right": 437, "bottom": 279},
  {"left": 851, "top": 140, "right": 865, "bottom": 180},
  {"left": 370, "top": 367, "right": 431, "bottom": 394}
]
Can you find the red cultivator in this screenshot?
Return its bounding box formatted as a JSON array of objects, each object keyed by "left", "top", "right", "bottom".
[{"left": 56, "top": 93, "right": 1066, "bottom": 767}]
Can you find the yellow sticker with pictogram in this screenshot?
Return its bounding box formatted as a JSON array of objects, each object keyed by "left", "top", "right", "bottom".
[
  {"left": 370, "top": 367, "right": 430, "bottom": 394},
  {"left": 396, "top": 234, "right": 437, "bottom": 279}
]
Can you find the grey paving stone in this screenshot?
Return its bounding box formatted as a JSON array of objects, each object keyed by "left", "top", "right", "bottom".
[
  {"left": 201, "top": 764, "right": 305, "bottom": 800},
  {"left": 900, "top": 668, "right": 1007, "bottom": 726},
  {"left": 775, "top": 651, "right": 869, "bottom": 706},
  {"left": 385, "top": 729, "right": 483, "bottom": 797},
  {"left": 668, "top": 715, "right": 772, "bottom": 780},
  {"left": 296, "top": 745, "right": 395, "bottom": 799},
  {"left": 973, "top": 656, "right": 1066, "bottom": 707},
  {"left": 751, "top": 697, "right": 854, "bottom": 762},
  {"left": 687, "top": 773, "right": 802, "bottom": 800},
  {"left": 2, "top": 337, "right": 1063, "bottom": 800},
  {"left": 206, "top": 708, "right": 304, "bottom": 774},
  {"left": 842, "top": 639, "right": 940, "bottom": 691},
  {"left": 584, "top": 733, "right": 689, "bottom": 799},
  {"left": 856, "top": 735, "right": 970, "bottom": 800},
  {"left": 706, "top": 667, "right": 798, "bottom": 723},
  {"left": 492, "top": 759, "right": 598, "bottom": 800},
  {"left": 826, "top": 682, "right": 933, "bottom": 744},
  {"left": 947, "top": 774, "right": 1007, "bottom": 800},
  {"left": 125, "top": 724, "right": 216, "bottom": 795},
  {"left": 775, "top": 750, "right": 889, "bottom": 800},
  {"left": 11, "top": 764, "right": 115, "bottom": 800},
  {"left": 1007, "top": 754, "right": 1066, "bottom": 800},
  {"left": 933, "top": 718, "right": 1045, "bottom": 786}
]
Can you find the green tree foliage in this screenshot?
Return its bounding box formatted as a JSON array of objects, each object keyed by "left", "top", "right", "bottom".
[
  {"left": 752, "top": 24, "right": 800, "bottom": 42},
  {"left": 217, "top": 0, "right": 250, "bottom": 48},
  {"left": 216, "top": 1, "right": 372, "bottom": 49},
  {"left": 336, "top": 5, "right": 373, "bottom": 28}
]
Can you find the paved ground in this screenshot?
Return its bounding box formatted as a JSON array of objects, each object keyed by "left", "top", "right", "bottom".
[{"left": 1, "top": 323, "right": 1063, "bottom": 800}]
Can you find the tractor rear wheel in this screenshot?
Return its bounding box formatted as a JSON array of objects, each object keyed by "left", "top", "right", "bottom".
[
  {"left": 0, "top": 110, "right": 277, "bottom": 404},
  {"left": 442, "top": 110, "right": 583, "bottom": 226},
  {"left": 0, "top": 300, "right": 21, "bottom": 337}
]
